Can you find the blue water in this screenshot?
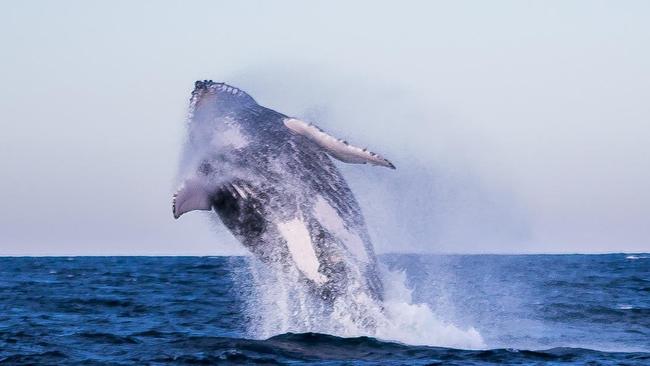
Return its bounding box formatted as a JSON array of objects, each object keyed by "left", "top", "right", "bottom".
[{"left": 0, "top": 254, "right": 648, "bottom": 365}]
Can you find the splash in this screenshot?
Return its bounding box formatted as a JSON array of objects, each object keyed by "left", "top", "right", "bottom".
[
  {"left": 178, "top": 80, "right": 484, "bottom": 349},
  {"left": 238, "top": 257, "right": 485, "bottom": 349}
]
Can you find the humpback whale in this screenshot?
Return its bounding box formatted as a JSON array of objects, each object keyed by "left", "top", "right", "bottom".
[{"left": 173, "top": 80, "right": 395, "bottom": 303}]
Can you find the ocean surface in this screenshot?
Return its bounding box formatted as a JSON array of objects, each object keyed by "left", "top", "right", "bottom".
[{"left": 0, "top": 254, "right": 648, "bottom": 365}]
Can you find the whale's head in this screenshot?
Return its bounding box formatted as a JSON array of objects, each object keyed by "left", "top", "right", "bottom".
[
  {"left": 179, "top": 80, "right": 265, "bottom": 197},
  {"left": 185, "top": 80, "right": 260, "bottom": 153},
  {"left": 175, "top": 81, "right": 268, "bottom": 226}
]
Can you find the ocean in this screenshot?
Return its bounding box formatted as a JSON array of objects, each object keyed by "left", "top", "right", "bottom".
[{"left": 0, "top": 254, "right": 648, "bottom": 365}]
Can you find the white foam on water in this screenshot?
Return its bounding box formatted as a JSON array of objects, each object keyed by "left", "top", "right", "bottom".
[
  {"left": 626, "top": 255, "right": 648, "bottom": 260},
  {"left": 374, "top": 267, "right": 485, "bottom": 349},
  {"left": 242, "top": 256, "right": 485, "bottom": 350}
]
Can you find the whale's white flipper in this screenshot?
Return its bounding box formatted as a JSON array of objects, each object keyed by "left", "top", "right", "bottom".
[
  {"left": 173, "top": 178, "right": 212, "bottom": 219},
  {"left": 283, "top": 118, "right": 396, "bottom": 169}
]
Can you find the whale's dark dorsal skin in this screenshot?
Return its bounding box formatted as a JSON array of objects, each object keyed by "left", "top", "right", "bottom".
[{"left": 173, "top": 80, "right": 395, "bottom": 302}]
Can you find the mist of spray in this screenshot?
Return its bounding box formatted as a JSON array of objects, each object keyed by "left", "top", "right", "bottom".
[{"left": 229, "top": 67, "right": 532, "bottom": 254}]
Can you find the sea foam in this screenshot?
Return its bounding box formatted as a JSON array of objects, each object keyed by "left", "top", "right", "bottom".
[{"left": 240, "top": 257, "right": 484, "bottom": 349}]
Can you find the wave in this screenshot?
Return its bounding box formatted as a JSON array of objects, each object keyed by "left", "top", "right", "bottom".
[
  {"left": 626, "top": 255, "right": 649, "bottom": 260},
  {"left": 5, "top": 332, "right": 647, "bottom": 365},
  {"left": 257, "top": 333, "right": 650, "bottom": 365}
]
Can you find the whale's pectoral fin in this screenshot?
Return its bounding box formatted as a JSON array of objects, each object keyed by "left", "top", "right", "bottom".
[
  {"left": 283, "top": 118, "right": 396, "bottom": 169},
  {"left": 172, "top": 178, "right": 213, "bottom": 219}
]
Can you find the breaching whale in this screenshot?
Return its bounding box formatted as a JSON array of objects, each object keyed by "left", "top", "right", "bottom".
[{"left": 173, "top": 80, "right": 395, "bottom": 303}]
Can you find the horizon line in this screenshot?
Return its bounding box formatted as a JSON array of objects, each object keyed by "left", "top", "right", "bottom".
[{"left": 0, "top": 251, "right": 647, "bottom": 258}]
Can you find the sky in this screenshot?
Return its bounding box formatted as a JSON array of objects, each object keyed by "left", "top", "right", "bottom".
[{"left": 0, "top": 1, "right": 648, "bottom": 255}]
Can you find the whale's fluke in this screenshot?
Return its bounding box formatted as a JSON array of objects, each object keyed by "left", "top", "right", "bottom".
[
  {"left": 283, "top": 118, "right": 396, "bottom": 169},
  {"left": 173, "top": 178, "right": 213, "bottom": 219}
]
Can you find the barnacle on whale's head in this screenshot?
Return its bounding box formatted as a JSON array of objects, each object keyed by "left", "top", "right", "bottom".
[{"left": 189, "top": 80, "right": 256, "bottom": 116}]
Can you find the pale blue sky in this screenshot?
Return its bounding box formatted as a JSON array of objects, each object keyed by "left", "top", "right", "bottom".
[{"left": 1, "top": 1, "right": 648, "bottom": 255}]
